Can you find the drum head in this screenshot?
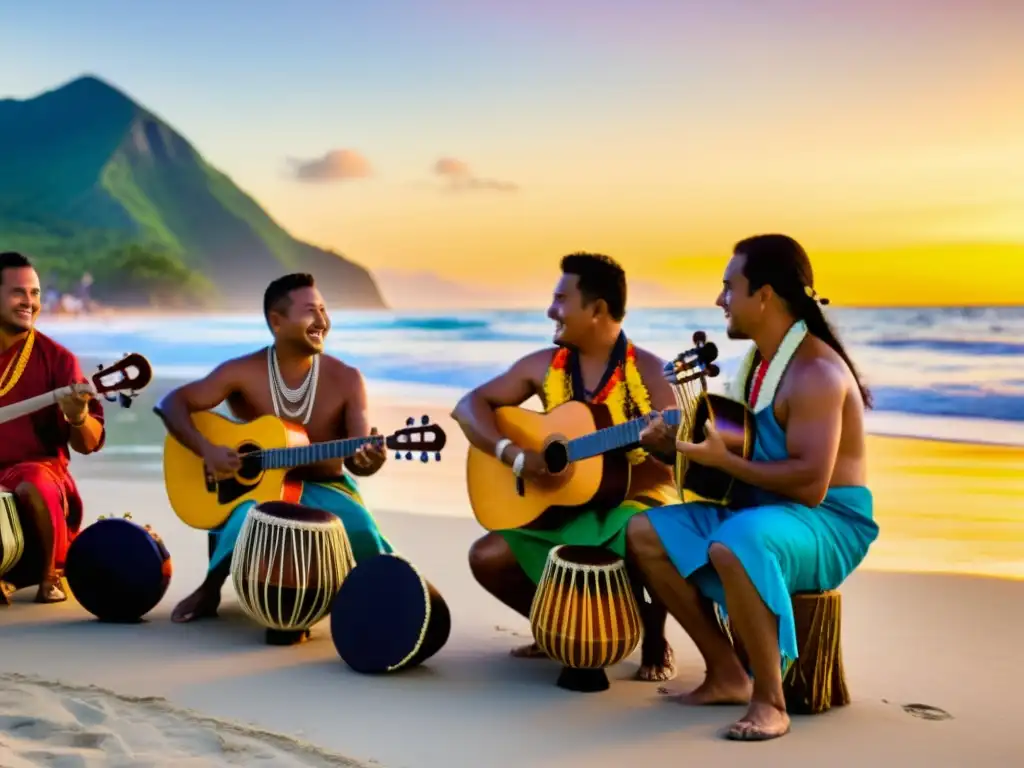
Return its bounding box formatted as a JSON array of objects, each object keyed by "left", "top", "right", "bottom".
[
  {"left": 254, "top": 501, "right": 336, "bottom": 526},
  {"left": 554, "top": 545, "right": 621, "bottom": 568},
  {"left": 64, "top": 518, "right": 170, "bottom": 622},
  {"left": 331, "top": 554, "right": 429, "bottom": 674}
]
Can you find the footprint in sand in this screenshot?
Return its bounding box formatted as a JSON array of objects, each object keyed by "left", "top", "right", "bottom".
[{"left": 901, "top": 703, "right": 953, "bottom": 721}]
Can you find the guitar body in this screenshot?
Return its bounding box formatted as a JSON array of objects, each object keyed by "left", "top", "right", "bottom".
[
  {"left": 678, "top": 392, "right": 757, "bottom": 506},
  {"left": 163, "top": 412, "right": 307, "bottom": 530},
  {"left": 466, "top": 401, "right": 630, "bottom": 531}
]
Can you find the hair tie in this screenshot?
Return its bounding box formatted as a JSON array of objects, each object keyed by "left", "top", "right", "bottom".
[{"left": 803, "top": 285, "right": 830, "bottom": 306}]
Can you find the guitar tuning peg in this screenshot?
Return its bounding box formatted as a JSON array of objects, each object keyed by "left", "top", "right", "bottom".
[
  {"left": 419, "top": 451, "right": 428, "bottom": 463},
  {"left": 420, "top": 414, "right": 429, "bottom": 425},
  {"left": 394, "top": 451, "right": 402, "bottom": 460},
  {"left": 404, "top": 451, "right": 412, "bottom": 460},
  {"left": 434, "top": 452, "right": 441, "bottom": 462},
  {"left": 406, "top": 417, "right": 414, "bottom": 426}
]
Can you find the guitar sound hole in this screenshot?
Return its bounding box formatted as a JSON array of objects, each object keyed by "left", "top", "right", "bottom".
[
  {"left": 543, "top": 440, "right": 569, "bottom": 474},
  {"left": 237, "top": 443, "right": 263, "bottom": 480}
]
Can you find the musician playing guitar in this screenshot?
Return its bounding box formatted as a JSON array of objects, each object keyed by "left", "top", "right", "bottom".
[
  {"left": 0, "top": 252, "right": 106, "bottom": 606},
  {"left": 157, "top": 273, "right": 394, "bottom": 624},
  {"left": 452, "top": 252, "right": 680, "bottom": 682},
  {"left": 630, "top": 235, "right": 880, "bottom": 741}
]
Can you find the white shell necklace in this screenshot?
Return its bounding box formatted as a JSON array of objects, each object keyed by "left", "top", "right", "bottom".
[{"left": 267, "top": 345, "right": 320, "bottom": 425}]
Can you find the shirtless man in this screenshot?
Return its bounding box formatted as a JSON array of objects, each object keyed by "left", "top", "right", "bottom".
[
  {"left": 0, "top": 252, "right": 105, "bottom": 605},
  {"left": 629, "top": 234, "right": 880, "bottom": 740},
  {"left": 452, "top": 252, "right": 680, "bottom": 681},
  {"left": 156, "top": 273, "right": 393, "bottom": 623}
]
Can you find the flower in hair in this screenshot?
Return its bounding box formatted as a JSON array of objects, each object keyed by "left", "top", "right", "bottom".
[{"left": 803, "top": 285, "right": 830, "bottom": 306}]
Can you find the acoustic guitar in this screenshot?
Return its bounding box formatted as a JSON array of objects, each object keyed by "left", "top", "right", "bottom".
[
  {"left": 677, "top": 391, "right": 757, "bottom": 506},
  {"left": 466, "top": 334, "right": 719, "bottom": 532},
  {"left": 0, "top": 352, "right": 152, "bottom": 425},
  {"left": 163, "top": 412, "right": 447, "bottom": 530}
]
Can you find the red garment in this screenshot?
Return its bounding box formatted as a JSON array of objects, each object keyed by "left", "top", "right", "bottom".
[
  {"left": 748, "top": 358, "right": 770, "bottom": 407},
  {"left": 0, "top": 331, "right": 105, "bottom": 570}
]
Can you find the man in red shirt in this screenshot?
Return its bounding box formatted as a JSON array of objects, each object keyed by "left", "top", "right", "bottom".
[{"left": 0, "top": 252, "right": 105, "bottom": 605}]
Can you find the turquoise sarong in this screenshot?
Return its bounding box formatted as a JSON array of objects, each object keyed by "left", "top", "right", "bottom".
[
  {"left": 208, "top": 474, "right": 393, "bottom": 574},
  {"left": 646, "top": 406, "right": 879, "bottom": 668}
]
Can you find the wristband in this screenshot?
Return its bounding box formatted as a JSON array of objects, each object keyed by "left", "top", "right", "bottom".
[
  {"left": 494, "top": 438, "right": 513, "bottom": 462},
  {"left": 512, "top": 451, "right": 526, "bottom": 477},
  {"left": 64, "top": 411, "right": 88, "bottom": 428}
]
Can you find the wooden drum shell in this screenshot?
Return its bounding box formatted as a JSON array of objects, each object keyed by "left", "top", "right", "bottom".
[
  {"left": 0, "top": 489, "right": 24, "bottom": 583},
  {"left": 530, "top": 545, "right": 642, "bottom": 689},
  {"left": 231, "top": 501, "right": 355, "bottom": 634}
]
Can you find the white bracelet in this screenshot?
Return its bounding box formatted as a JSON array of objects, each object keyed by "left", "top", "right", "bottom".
[
  {"left": 494, "top": 438, "right": 513, "bottom": 462},
  {"left": 512, "top": 451, "right": 526, "bottom": 477}
]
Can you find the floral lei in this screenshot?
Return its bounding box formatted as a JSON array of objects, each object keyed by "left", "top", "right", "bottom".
[
  {"left": 542, "top": 338, "right": 652, "bottom": 465},
  {"left": 0, "top": 329, "right": 35, "bottom": 399}
]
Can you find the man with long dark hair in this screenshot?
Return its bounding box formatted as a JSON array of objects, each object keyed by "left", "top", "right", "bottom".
[{"left": 629, "top": 234, "right": 879, "bottom": 740}]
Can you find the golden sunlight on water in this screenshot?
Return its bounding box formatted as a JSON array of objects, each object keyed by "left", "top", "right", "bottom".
[{"left": 863, "top": 436, "right": 1024, "bottom": 580}]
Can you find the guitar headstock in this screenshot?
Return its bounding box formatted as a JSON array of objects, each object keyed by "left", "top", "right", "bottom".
[
  {"left": 91, "top": 353, "right": 153, "bottom": 408},
  {"left": 663, "top": 330, "right": 720, "bottom": 387},
  {"left": 386, "top": 415, "right": 448, "bottom": 463}
]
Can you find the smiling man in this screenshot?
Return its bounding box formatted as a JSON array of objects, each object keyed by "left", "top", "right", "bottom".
[
  {"left": 156, "top": 272, "right": 394, "bottom": 623},
  {"left": 630, "top": 234, "right": 880, "bottom": 741},
  {"left": 451, "top": 252, "right": 681, "bottom": 682},
  {"left": 0, "top": 251, "right": 105, "bottom": 606}
]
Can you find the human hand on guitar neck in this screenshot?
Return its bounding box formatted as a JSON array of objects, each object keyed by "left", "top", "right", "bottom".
[
  {"left": 57, "top": 389, "right": 92, "bottom": 426},
  {"left": 637, "top": 413, "right": 677, "bottom": 459},
  {"left": 346, "top": 427, "right": 387, "bottom": 476},
  {"left": 639, "top": 412, "right": 729, "bottom": 468}
]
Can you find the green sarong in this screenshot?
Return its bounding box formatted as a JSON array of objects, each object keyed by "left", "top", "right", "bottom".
[{"left": 500, "top": 488, "right": 675, "bottom": 584}]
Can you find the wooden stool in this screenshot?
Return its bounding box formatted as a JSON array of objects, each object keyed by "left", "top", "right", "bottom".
[{"left": 718, "top": 590, "right": 850, "bottom": 715}]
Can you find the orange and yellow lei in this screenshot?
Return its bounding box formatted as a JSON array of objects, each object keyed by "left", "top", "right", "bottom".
[
  {"left": 0, "top": 329, "right": 35, "bottom": 398},
  {"left": 542, "top": 340, "right": 652, "bottom": 465}
]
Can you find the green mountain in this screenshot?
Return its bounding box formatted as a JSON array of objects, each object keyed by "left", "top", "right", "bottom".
[{"left": 0, "top": 75, "right": 385, "bottom": 309}]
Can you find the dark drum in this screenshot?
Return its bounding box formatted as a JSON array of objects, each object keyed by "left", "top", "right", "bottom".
[
  {"left": 331, "top": 553, "right": 451, "bottom": 674},
  {"left": 64, "top": 514, "right": 172, "bottom": 622}
]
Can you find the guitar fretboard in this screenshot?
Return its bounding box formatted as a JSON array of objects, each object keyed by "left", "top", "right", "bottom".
[
  {"left": 566, "top": 409, "right": 682, "bottom": 463},
  {"left": 261, "top": 435, "right": 384, "bottom": 469}
]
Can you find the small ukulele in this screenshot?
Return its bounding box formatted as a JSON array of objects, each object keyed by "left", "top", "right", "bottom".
[{"left": 0, "top": 353, "right": 152, "bottom": 425}]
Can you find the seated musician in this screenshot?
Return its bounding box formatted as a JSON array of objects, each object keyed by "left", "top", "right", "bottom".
[
  {"left": 630, "top": 234, "right": 880, "bottom": 740},
  {"left": 157, "top": 273, "right": 393, "bottom": 623},
  {"left": 452, "top": 252, "right": 680, "bottom": 681},
  {"left": 0, "top": 252, "right": 105, "bottom": 605}
]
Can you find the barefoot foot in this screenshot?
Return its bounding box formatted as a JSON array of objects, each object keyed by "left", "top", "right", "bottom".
[
  {"left": 722, "top": 701, "right": 791, "bottom": 741},
  {"left": 636, "top": 641, "right": 677, "bottom": 682},
  {"left": 171, "top": 585, "right": 221, "bottom": 623},
  {"left": 510, "top": 642, "right": 548, "bottom": 659},
  {"left": 658, "top": 667, "right": 752, "bottom": 705},
  {"left": 34, "top": 581, "right": 67, "bottom": 604},
  {"left": 0, "top": 580, "right": 13, "bottom": 606}
]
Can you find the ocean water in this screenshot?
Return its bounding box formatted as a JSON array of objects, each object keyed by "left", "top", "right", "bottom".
[{"left": 37, "top": 305, "right": 1024, "bottom": 447}]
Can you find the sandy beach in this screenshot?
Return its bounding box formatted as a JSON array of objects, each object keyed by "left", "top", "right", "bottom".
[{"left": 2, "top": 400, "right": 1023, "bottom": 767}]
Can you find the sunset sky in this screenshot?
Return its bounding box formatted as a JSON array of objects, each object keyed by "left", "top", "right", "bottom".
[{"left": 1, "top": 0, "right": 1021, "bottom": 307}]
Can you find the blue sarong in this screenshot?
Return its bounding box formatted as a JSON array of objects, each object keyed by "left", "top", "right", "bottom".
[
  {"left": 207, "top": 474, "right": 394, "bottom": 574},
  {"left": 646, "top": 406, "right": 879, "bottom": 668}
]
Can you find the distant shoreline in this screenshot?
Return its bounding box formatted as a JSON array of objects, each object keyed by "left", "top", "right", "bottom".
[{"left": 39, "top": 302, "right": 1024, "bottom": 320}]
